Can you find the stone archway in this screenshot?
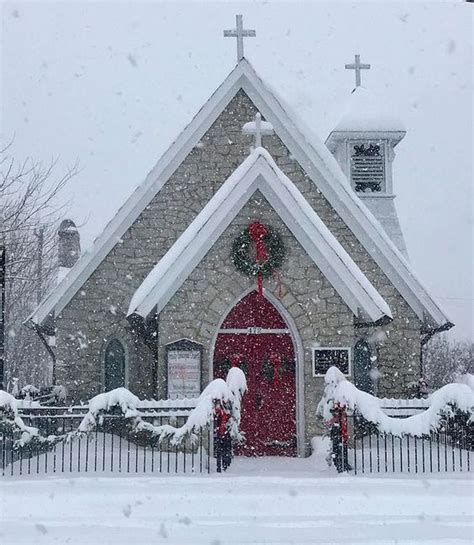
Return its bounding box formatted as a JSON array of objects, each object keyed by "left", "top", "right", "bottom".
[{"left": 213, "top": 291, "right": 297, "bottom": 456}]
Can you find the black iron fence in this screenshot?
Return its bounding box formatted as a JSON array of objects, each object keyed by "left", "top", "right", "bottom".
[
  {"left": 334, "top": 414, "right": 473, "bottom": 475},
  {"left": 1, "top": 406, "right": 212, "bottom": 477}
]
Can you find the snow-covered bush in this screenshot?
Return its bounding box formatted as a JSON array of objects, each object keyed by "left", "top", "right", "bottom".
[
  {"left": 77, "top": 387, "right": 140, "bottom": 433},
  {"left": 73, "top": 369, "right": 248, "bottom": 447},
  {"left": 0, "top": 390, "right": 20, "bottom": 434},
  {"left": 132, "top": 367, "right": 247, "bottom": 446},
  {"left": 15, "top": 383, "right": 68, "bottom": 405},
  {"left": 0, "top": 389, "right": 64, "bottom": 453},
  {"left": 317, "top": 366, "right": 474, "bottom": 437}
]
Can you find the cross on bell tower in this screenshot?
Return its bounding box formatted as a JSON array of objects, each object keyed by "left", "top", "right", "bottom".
[
  {"left": 224, "top": 14, "right": 256, "bottom": 62},
  {"left": 345, "top": 54, "right": 371, "bottom": 87}
]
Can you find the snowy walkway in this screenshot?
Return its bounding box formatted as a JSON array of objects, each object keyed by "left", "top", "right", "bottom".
[{"left": 0, "top": 457, "right": 472, "bottom": 544}]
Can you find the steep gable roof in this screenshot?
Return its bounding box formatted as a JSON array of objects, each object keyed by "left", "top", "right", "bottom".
[
  {"left": 128, "top": 148, "right": 391, "bottom": 323},
  {"left": 28, "top": 58, "right": 451, "bottom": 333}
]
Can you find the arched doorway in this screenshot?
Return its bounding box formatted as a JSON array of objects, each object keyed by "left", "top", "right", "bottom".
[
  {"left": 213, "top": 291, "right": 296, "bottom": 456},
  {"left": 354, "top": 340, "right": 374, "bottom": 394}
]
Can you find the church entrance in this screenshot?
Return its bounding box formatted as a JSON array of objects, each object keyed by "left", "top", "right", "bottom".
[{"left": 213, "top": 291, "right": 297, "bottom": 457}]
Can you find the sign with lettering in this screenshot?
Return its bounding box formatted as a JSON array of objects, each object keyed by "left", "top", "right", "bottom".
[
  {"left": 166, "top": 339, "right": 202, "bottom": 399},
  {"left": 313, "top": 347, "right": 350, "bottom": 376}
]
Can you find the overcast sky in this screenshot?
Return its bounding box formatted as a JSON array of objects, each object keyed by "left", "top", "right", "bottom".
[{"left": 1, "top": 1, "right": 472, "bottom": 340}]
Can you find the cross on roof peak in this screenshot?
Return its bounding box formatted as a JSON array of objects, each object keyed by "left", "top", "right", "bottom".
[
  {"left": 345, "top": 54, "right": 371, "bottom": 88},
  {"left": 242, "top": 112, "right": 274, "bottom": 149},
  {"left": 223, "top": 14, "right": 256, "bottom": 62}
]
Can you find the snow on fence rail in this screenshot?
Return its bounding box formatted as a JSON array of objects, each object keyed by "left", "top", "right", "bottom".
[
  {"left": 317, "top": 367, "right": 474, "bottom": 475},
  {"left": 317, "top": 367, "right": 473, "bottom": 437},
  {"left": 0, "top": 368, "right": 247, "bottom": 477}
]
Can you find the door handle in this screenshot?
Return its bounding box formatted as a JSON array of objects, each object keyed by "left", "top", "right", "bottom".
[{"left": 256, "top": 393, "right": 263, "bottom": 409}]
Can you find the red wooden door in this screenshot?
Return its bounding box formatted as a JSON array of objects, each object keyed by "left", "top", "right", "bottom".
[{"left": 213, "top": 291, "right": 296, "bottom": 456}]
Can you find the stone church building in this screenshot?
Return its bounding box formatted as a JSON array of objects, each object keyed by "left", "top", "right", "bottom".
[{"left": 28, "top": 26, "right": 452, "bottom": 456}]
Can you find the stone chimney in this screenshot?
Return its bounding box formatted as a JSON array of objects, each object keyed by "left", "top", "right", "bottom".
[{"left": 58, "top": 219, "right": 81, "bottom": 269}]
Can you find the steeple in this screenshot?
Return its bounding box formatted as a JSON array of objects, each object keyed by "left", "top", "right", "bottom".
[{"left": 326, "top": 56, "right": 408, "bottom": 258}]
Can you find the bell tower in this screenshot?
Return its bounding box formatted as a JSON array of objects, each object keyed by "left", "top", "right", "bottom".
[{"left": 326, "top": 55, "right": 408, "bottom": 257}]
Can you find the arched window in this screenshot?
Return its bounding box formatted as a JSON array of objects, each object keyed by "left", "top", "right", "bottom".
[
  {"left": 104, "top": 339, "right": 126, "bottom": 391},
  {"left": 354, "top": 340, "right": 374, "bottom": 394}
]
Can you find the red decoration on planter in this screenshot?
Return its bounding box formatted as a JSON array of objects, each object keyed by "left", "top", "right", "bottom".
[{"left": 248, "top": 221, "right": 269, "bottom": 298}]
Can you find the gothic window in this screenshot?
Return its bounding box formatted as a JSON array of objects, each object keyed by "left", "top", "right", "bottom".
[
  {"left": 104, "top": 339, "right": 126, "bottom": 391},
  {"left": 353, "top": 340, "right": 374, "bottom": 394},
  {"left": 351, "top": 142, "right": 385, "bottom": 193}
]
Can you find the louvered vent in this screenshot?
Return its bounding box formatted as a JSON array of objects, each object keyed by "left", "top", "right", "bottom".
[{"left": 351, "top": 143, "right": 385, "bottom": 192}]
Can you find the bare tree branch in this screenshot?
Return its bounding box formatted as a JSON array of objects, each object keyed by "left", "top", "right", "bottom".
[{"left": 1, "top": 145, "right": 77, "bottom": 388}]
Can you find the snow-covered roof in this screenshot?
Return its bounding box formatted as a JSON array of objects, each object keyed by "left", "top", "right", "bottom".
[
  {"left": 27, "top": 58, "right": 451, "bottom": 333},
  {"left": 128, "top": 148, "right": 391, "bottom": 323},
  {"left": 333, "top": 86, "right": 406, "bottom": 133}
]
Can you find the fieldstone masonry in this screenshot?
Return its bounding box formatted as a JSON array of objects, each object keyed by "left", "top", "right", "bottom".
[{"left": 55, "top": 89, "right": 422, "bottom": 453}]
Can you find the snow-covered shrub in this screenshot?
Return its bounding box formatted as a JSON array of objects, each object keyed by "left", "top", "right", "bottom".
[
  {"left": 317, "top": 366, "right": 474, "bottom": 437},
  {"left": 0, "top": 389, "right": 64, "bottom": 453},
  {"left": 132, "top": 368, "right": 247, "bottom": 446},
  {"left": 77, "top": 387, "right": 140, "bottom": 433},
  {"left": 16, "top": 383, "right": 68, "bottom": 405},
  {"left": 74, "top": 370, "right": 248, "bottom": 448},
  {"left": 0, "top": 390, "right": 20, "bottom": 434}
]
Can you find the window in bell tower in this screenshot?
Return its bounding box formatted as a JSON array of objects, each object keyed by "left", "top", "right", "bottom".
[{"left": 350, "top": 142, "right": 385, "bottom": 192}]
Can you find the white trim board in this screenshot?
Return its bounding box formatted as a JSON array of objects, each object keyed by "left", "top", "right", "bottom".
[
  {"left": 127, "top": 148, "right": 391, "bottom": 324},
  {"left": 28, "top": 58, "right": 451, "bottom": 331},
  {"left": 218, "top": 328, "right": 290, "bottom": 335}
]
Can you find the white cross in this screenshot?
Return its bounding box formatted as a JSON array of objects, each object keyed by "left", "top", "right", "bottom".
[
  {"left": 223, "top": 14, "right": 256, "bottom": 62},
  {"left": 242, "top": 113, "right": 274, "bottom": 149},
  {"left": 345, "top": 54, "right": 371, "bottom": 87}
]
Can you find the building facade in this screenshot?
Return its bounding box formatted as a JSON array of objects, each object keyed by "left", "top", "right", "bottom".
[{"left": 28, "top": 59, "right": 452, "bottom": 456}]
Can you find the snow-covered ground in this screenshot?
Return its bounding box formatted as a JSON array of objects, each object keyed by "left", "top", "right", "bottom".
[{"left": 1, "top": 457, "right": 472, "bottom": 545}]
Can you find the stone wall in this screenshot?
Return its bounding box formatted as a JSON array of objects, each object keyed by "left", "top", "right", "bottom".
[{"left": 54, "top": 88, "right": 422, "bottom": 416}]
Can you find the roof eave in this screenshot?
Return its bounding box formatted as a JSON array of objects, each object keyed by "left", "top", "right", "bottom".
[{"left": 325, "top": 129, "right": 406, "bottom": 152}]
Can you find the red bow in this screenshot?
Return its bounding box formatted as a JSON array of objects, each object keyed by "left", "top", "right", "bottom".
[
  {"left": 248, "top": 221, "right": 269, "bottom": 298},
  {"left": 269, "top": 354, "right": 281, "bottom": 386},
  {"left": 230, "top": 353, "right": 243, "bottom": 368}
]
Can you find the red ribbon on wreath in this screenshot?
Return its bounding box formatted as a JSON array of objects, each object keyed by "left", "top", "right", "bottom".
[
  {"left": 269, "top": 353, "right": 282, "bottom": 386},
  {"left": 248, "top": 221, "right": 269, "bottom": 298}
]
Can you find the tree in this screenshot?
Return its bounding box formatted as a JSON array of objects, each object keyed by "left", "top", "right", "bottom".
[
  {"left": 422, "top": 334, "right": 473, "bottom": 390},
  {"left": 0, "top": 145, "right": 76, "bottom": 388}
]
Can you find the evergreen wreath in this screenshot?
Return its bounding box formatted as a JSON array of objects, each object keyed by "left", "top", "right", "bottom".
[
  {"left": 261, "top": 358, "right": 295, "bottom": 382},
  {"left": 231, "top": 225, "right": 285, "bottom": 279},
  {"left": 261, "top": 359, "right": 275, "bottom": 382}
]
